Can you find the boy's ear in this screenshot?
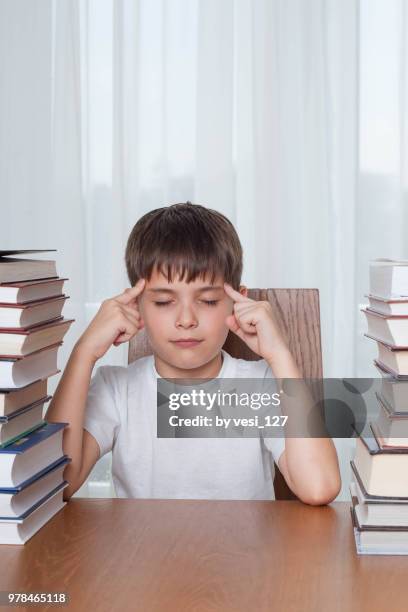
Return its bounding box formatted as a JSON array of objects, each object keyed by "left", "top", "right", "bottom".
[{"left": 238, "top": 284, "right": 248, "bottom": 298}]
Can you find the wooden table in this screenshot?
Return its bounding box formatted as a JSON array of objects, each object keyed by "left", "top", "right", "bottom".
[{"left": 1, "top": 499, "right": 408, "bottom": 611}]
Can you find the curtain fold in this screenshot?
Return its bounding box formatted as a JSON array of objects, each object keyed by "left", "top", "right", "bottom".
[
  {"left": 110, "top": 0, "right": 359, "bottom": 379},
  {"left": 357, "top": 0, "right": 408, "bottom": 376}
]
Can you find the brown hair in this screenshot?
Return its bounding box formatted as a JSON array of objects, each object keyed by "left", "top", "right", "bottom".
[{"left": 125, "top": 202, "right": 243, "bottom": 289}]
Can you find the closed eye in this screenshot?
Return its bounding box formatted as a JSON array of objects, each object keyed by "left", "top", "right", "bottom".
[{"left": 153, "top": 300, "right": 219, "bottom": 307}]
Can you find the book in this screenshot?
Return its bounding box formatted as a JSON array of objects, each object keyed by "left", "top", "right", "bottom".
[
  {"left": 0, "top": 295, "right": 68, "bottom": 328},
  {"left": 0, "top": 250, "right": 72, "bottom": 544},
  {"left": 0, "top": 344, "right": 61, "bottom": 389},
  {"left": 369, "top": 259, "right": 408, "bottom": 299},
  {"left": 0, "top": 398, "right": 47, "bottom": 447},
  {"left": 0, "top": 455, "right": 69, "bottom": 493},
  {"left": 374, "top": 341, "right": 408, "bottom": 377},
  {"left": 366, "top": 294, "right": 408, "bottom": 316},
  {"left": 0, "top": 422, "right": 67, "bottom": 488},
  {"left": 0, "top": 250, "right": 56, "bottom": 257},
  {"left": 371, "top": 420, "right": 408, "bottom": 450},
  {"left": 372, "top": 394, "right": 408, "bottom": 447},
  {"left": 0, "top": 317, "right": 73, "bottom": 357},
  {"left": 351, "top": 504, "right": 408, "bottom": 554},
  {"left": 0, "top": 457, "right": 70, "bottom": 518},
  {"left": 0, "top": 250, "right": 57, "bottom": 284},
  {"left": 375, "top": 359, "right": 408, "bottom": 380},
  {"left": 362, "top": 307, "right": 408, "bottom": 347},
  {"left": 0, "top": 379, "right": 48, "bottom": 418},
  {"left": 0, "top": 395, "right": 51, "bottom": 423},
  {"left": 376, "top": 373, "right": 408, "bottom": 415},
  {"left": 0, "top": 277, "right": 67, "bottom": 305},
  {"left": 353, "top": 426, "right": 408, "bottom": 496},
  {"left": 0, "top": 484, "right": 67, "bottom": 545},
  {"left": 353, "top": 260, "right": 408, "bottom": 554},
  {"left": 350, "top": 468, "right": 408, "bottom": 527}
]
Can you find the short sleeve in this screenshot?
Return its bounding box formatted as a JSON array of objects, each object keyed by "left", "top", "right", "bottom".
[
  {"left": 83, "top": 365, "right": 121, "bottom": 458},
  {"left": 263, "top": 435, "right": 286, "bottom": 465},
  {"left": 258, "top": 358, "right": 286, "bottom": 465}
]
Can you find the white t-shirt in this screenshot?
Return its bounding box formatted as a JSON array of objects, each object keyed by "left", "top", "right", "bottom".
[{"left": 83, "top": 348, "right": 286, "bottom": 500}]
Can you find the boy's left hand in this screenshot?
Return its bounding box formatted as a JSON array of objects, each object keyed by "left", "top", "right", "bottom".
[{"left": 223, "top": 283, "right": 287, "bottom": 362}]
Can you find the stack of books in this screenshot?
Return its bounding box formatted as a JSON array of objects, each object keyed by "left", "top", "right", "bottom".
[
  {"left": 0, "top": 250, "right": 73, "bottom": 544},
  {"left": 350, "top": 259, "right": 408, "bottom": 554}
]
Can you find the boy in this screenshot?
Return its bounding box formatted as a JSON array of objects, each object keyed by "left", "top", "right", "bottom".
[{"left": 46, "top": 202, "right": 341, "bottom": 504}]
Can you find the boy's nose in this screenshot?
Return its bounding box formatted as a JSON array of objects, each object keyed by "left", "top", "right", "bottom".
[{"left": 175, "top": 305, "right": 198, "bottom": 328}]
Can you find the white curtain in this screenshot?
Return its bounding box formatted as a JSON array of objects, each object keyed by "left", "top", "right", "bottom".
[
  {"left": 357, "top": 0, "right": 408, "bottom": 376},
  {"left": 1, "top": 0, "right": 406, "bottom": 499}
]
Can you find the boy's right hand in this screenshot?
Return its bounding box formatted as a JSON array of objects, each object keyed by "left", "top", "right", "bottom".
[{"left": 75, "top": 278, "right": 146, "bottom": 363}]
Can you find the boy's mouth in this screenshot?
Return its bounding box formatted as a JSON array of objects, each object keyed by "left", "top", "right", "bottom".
[{"left": 171, "top": 339, "right": 203, "bottom": 348}]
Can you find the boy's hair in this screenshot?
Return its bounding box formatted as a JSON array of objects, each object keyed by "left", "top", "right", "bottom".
[{"left": 125, "top": 202, "right": 243, "bottom": 289}]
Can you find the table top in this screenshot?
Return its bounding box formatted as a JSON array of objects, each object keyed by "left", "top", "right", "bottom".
[{"left": 1, "top": 499, "right": 408, "bottom": 612}]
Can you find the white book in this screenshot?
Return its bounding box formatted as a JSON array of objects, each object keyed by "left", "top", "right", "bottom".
[
  {"left": 372, "top": 395, "right": 408, "bottom": 447},
  {"left": 0, "top": 318, "right": 73, "bottom": 357},
  {"left": 354, "top": 499, "right": 408, "bottom": 529},
  {"left": 375, "top": 342, "right": 408, "bottom": 378},
  {"left": 350, "top": 469, "right": 408, "bottom": 527},
  {"left": 370, "top": 259, "right": 408, "bottom": 298},
  {"left": 0, "top": 458, "right": 69, "bottom": 518},
  {"left": 0, "top": 486, "right": 67, "bottom": 545},
  {"left": 378, "top": 375, "right": 408, "bottom": 415},
  {"left": 0, "top": 422, "right": 67, "bottom": 488},
  {"left": 375, "top": 359, "right": 408, "bottom": 380},
  {"left": 353, "top": 430, "right": 408, "bottom": 497},
  {"left": 362, "top": 307, "right": 408, "bottom": 347},
  {"left": 366, "top": 294, "right": 408, "bottom": 316},
  {"left": 0, "top": 344, "right": 60, "bottom": 389},
  {"left": 0, "top": 296, "right": 68, "bottom": 328},
  {"left": 351, "top": 505, "right": 408, "bottom": 555},
  {"left": 0, "top": 278, "right": 67, "bottom": 304}
]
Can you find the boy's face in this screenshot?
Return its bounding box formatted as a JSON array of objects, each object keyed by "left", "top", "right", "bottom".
[{"left": 137, "top": 267, "right": 247, "bottom": 371}]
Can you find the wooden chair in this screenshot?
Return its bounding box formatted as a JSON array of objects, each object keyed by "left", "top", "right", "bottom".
[{"left": 128, "top": 288, "right": 323, "bottom": 500}]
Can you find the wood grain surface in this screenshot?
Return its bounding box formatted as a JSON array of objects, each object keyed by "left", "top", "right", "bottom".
[{"left": 1, "top": 499, "right": 407, "bottom": 612}]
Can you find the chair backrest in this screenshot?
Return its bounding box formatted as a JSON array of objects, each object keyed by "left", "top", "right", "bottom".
[{"left": 128, "top": 288, "right": 323, "bottom": 500}]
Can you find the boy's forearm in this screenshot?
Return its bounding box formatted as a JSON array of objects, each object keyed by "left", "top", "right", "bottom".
[
  {"left": 45, "top": 342, "right": 97, "bottom": 482},
  {"left": 281, "top": 437, "right": 341, "bottom": 505},
  {"left": 266, "top": 348, "right": 342, "bottom": 505}
]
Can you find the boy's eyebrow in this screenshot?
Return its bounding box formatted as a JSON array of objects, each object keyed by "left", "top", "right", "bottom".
[{"left": 147, "top": 285, "right": 224, "bottom": 294}]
